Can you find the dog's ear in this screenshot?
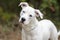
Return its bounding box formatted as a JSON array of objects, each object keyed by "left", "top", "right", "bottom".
[
  {"left": 18, "top": 2, "right": 29, "bottom": 8},
  {"left": 35, "top": 9, "right": 43, "bottom": 19}
]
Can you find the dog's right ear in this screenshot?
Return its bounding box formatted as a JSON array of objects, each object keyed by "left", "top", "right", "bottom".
[
  {"left": 18, "top": 2, "right": 29, "bottom": 8},
  {"left": 35, "top": 9, "right": 43, "bottom": 19}
]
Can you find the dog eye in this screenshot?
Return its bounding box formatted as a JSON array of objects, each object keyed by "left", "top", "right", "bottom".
[
  {"left": 29, "top": 15, "right": 32, "bottom": 17},
  {"left": 23, "top": 11, "right": 25, "bottom": 13}
]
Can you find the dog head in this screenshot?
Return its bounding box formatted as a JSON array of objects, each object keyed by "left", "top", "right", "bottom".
[{"left": 19, "top": 2, "right": 43, "bottom": 25}]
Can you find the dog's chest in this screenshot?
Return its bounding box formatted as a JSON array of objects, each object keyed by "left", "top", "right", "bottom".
[
  {"left": 24, "top": 27, "right": 42, "bottom": 40},
  {"left": 25, "top": 32, "right": 40, "bottom": 40}
]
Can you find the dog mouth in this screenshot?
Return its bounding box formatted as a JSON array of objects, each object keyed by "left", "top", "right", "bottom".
[
  {"left": 20, "top": 21, "right": 24, "bottom": 24},
  {"left": 21, "top": 21, "right": 24, "bottom": 23}
]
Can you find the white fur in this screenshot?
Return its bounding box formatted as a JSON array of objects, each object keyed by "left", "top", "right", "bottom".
[{"left": 19, "top": 2, "right": 59, "bottom": 40}]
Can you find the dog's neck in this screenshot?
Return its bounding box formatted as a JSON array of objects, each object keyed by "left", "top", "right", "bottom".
[{"left": 22, "top": 18, "right": 38, "bottom": 32}]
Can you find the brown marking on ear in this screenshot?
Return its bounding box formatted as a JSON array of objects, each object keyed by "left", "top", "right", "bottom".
[
  {"left": 22, "top": 4, "right": 27, "bottom": 7},
  {"left": 35, "top": 11, "right": 39, "bottom": 17}
]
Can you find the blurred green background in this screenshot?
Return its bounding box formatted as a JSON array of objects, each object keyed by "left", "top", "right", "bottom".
[{"left": 0, "top": 0, "right": 60, "bottom": 40}]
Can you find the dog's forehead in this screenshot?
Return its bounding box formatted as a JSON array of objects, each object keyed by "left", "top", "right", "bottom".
[{"left": 22, "top": 7, "right": 35, "bottom": 14}]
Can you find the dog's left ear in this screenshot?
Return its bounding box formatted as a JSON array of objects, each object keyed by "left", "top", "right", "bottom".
[
  {"left": 18, "top": 2, "right": 29, "bottom": 8},
  {"left": 35, "top": 9, "right": 43, "bottom": 19}
]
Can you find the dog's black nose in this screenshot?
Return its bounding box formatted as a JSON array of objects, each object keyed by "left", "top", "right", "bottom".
[{"left": 21, "top": 18, "right": 25, "bottom": 23}]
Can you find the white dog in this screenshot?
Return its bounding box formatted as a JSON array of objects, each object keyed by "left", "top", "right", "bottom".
[{"left": 19, "top": 2, "right": 60, "bottom": 40}]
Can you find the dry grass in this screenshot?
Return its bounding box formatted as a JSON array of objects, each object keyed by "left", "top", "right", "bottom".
[{"left": 0, "top": 25, "right": 21, "bottom": 40}]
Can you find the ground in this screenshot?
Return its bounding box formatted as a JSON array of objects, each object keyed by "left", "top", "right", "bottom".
[{"left": 0, "top": 25, "right": 60, "bottom": 40}]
